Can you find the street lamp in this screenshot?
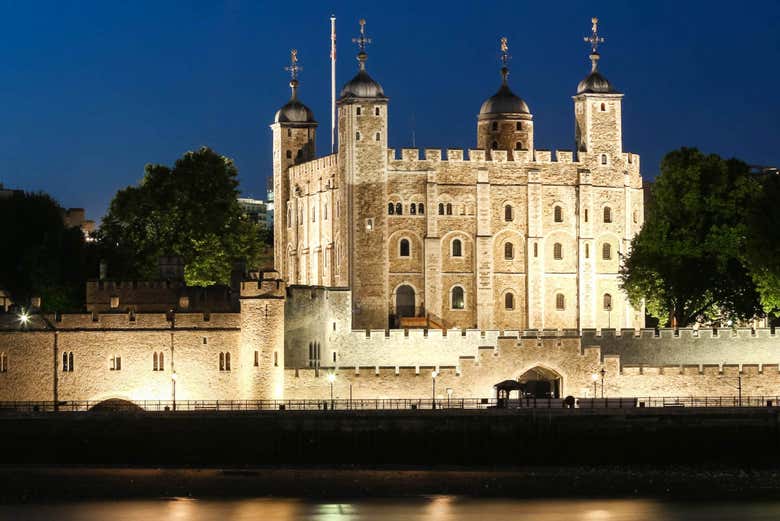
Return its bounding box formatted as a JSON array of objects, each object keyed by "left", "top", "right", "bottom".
[
  {"left": 446, "top": 388, "right": 453, "bottom": 408},
  {"left": 600, "top": 367, "right": 606, "bottom": 399},
  {"left": 18, "top": 311, "right": 30, "bottom": 328},
  {"left": 431, "top": 370, "right": 438, "bottom": 410},
  {"left": 327, "top": 372, "right": 336, "bottom": 410},
  {"left": 171, "top": 371, "right": 177, "bottom": 412},
  {"left": 591, "top": 373, "right": 598, "bottom": 398}
]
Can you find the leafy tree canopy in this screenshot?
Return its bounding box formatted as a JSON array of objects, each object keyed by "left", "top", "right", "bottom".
[
  {"left": 0, "top": 191, "right": 93, "bottom": 311},
  {"left": 98, "top": 147, "right": 265, "bottom": 286},
  {"left": 743, "top": 172, "right": 780, "bottom": 315},
  {"left": 620, "top": 147, "right": 763, "bottom": 327}
]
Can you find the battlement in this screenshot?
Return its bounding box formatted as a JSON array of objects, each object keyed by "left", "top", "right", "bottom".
[
  {"left": 583, "top": 328, "right": 780, "bottom": 367},
  {"left": 239, "top": 271, "right": 286, "bottom": 298},
  {"left": 46, "top": 311, "right": 241, "bottom": 330},
  {"left": 386, "top": 148, "right": 590, "bottom": 166},
  {"left": 288, "top": 154, "right": 338, "bottom": 179}
]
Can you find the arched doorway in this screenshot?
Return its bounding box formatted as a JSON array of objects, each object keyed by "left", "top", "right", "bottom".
[
  {"left": 517, "top": 366, "right": 562, "bottom": 399},
  {"left": 396, "top": 285, "right": 416, "bottom": 318}
]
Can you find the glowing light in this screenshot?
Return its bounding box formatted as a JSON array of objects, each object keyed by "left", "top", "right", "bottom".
[
  {"left": 171, "top": 372, "right": 178, "bottom": 382},
  {"left": 327, "top": 372, "right": 336, "bottom": 384},
  {"left": 591, "top": 373, "right": 598, "bottom": 381},
  {"left": 18, "top": 312, "right": 30, "bottom": 326},
  {"left": 431, "top": 370, "right": 438, "bottom": 378}
]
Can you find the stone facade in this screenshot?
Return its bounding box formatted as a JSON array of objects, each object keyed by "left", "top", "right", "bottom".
[{"left": 274, "top": 34, "right": 644, "bottom": 333}]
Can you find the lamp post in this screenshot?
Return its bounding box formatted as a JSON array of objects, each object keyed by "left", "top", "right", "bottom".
[
  {"left": 600, "top": 367, "right": 606, "bottom": 399},
  {"left": 327, "top": 372, "right": 336, "bottom": 410},
  {"left": 591, "top": 373, "right": 598, "bottom": 399},
  {"left": 446, "top": 388, "right": 453, "bottom": 409},
  {"left": 171, "top": 371, "right": 177, "bottom": 412},
  {"left": 431, "top": 370, "right": 438, "bottom": 409}
]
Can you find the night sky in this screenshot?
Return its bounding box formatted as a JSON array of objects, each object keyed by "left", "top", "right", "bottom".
[{"left": 1, "top": 0, "right": 778, "bottom": 222}]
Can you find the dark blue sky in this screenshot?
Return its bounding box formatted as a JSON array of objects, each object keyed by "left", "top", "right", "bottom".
[{"left": 1, "top": 1, "right": 778, "bottom": 221}]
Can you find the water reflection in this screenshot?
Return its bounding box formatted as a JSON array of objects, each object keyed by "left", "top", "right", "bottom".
[{"left": 2, "top": 497, "right": 780, "bottom": 521}]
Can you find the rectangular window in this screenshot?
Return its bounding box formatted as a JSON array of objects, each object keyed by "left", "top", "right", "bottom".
[
  {"left": 332, "top": 351, "right": 337, "bottom": 363},
  {"left": 110, "top": 356, "right": 122, "bottom": 371},
  {"left": 274, "top": 351, "right": 279, "bottom": 367},
  {"left": 203, "top": 337, "right": 208, "bottom": 345},
  {"left": 254, "top": 351, "right": 259, "bottom": 367}
]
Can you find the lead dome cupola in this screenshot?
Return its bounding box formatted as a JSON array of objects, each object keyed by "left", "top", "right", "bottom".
[
  {"left": 339, "top": 19, "right": 386, "bottom": 100},
  {"left": 274, "top": 49, "right": 316, "bottom": 124},
  {"left": 479, "top": 68, "right": 530, "bottom": 116},
  {"left": 577, "top": 17, "right": 618, "bottom": 95}
]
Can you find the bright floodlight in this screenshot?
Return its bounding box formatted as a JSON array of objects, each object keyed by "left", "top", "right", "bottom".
[
  {"left": 431, "top": 370, "right": 438, "bottom": 378},
  {"left": 591, "top": 373, "right": 598, "bottom": 381},
  {"left": 327, "top": 373, "right": 336, "bottom": 383},
  {"left": 19, "top": 312, "right": 30, "bottom": 326},
  {"left": 171, "top": 372, "right": 178, "bottom": 382}
]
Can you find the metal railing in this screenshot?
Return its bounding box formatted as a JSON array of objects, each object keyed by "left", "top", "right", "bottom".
[{"left": 1, "top": 395, "right": 780, "bottom": 413}]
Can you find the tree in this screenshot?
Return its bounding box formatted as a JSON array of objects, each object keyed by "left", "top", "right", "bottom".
[
  {"left": 98, "top": 147, "right": 265, "bottom": 286},
  {"left": 0, "top": 191, "right": 94, "bottom": 311},
  {"left": 620, "top": 147, "right": 763, "bottom": 327},
  {"left": 743, "top": 172, "right": 780, "bottom": 315}
]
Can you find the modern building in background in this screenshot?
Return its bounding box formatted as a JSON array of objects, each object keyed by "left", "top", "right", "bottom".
[{"left": 237, "top": 197, "right": 270, "bottom": 229}]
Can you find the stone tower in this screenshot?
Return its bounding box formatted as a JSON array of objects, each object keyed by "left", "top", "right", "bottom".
[
  {"left": 573, "top": 18, "right": 622, "bottom": 160},
  {"left": 477, "top": 37, "right": 534, "bottom": 159},
  {"left": 238, "top": 272, "right": 286, "bottom": 400},
  {"left": 271, "top": 50, "right": 317, "bottom": 282},
  {"left": 337, "top": 20, "right": 389, "bottom": 329}
]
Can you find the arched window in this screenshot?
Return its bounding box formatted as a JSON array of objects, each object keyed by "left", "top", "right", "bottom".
[
  {"left": 505, "top": 292, "right": 515, "bottom": 310},
  {"left": 287, "top": 128, "right": 292, "bottom": 137},
  {"left": 585, "top": 243, "right": 590, "bottom": 258},
  {"left": 395, "top": 202, "right": 403, "bottom": 215},
  {"left": 633, "top": 210, "right": 638, "bottom": 224},
  {"left": 504, "top": 242, "right": 514, "bottom": 260},
  {"left": 438, "top": 203, "right": 444, "bottom": 215},
  {"left": 388, "top": 203, "right": 395, "bottom": 215},
  {"left": 219, "top": 352, "right": 225, "bottom": 371},
  {"left": 600, "top": 102, "right": 606, "bottom": 112},
  {"left": 556, "top": 293, "right": 565, "bottom": 310},
  {"left": 603, "top": 293, "right": 613, "bottom": 310},
  {"left": 324, "top": 202, "right": 328, "bottom": 220},
  {"left": 356, "top": 107, "right": 362, "bottom": 116},
  {"left": 375, "top": 132, "right": 381, "bottom": 141},
  {"left": 491, "top": 141, "right": 498, "bottom": 150},
  {"left": 584, "top": 209, "right": 589, "bottom": 222},
  {"left": 159, "top": 352, "right": 164, "bottom": 370},
  {"left": 409, "top": 203, "right": 416, "bottom": 215},
  {"left": 554, "top": 205, "right": 563, "bottom": 223},
  {"left": 153, "top": 352, "right": 158, "bottom": 371},
  {"left": 602, "top": 242, "right": 612, "bottom": 260},
  {"left": 603, "top": 206, "right": 612, "bottom": 223},
  {"left": 312, "top": 207, "right": 316, "bottom": 222},
  {"left": 451, "top": 286, "right": 465, "bottom": 309},
  {"left": 491, "top": 121, "right": 498, "bottom": 131},
  {"left": 515, "top": 142, "right": 523, "bottom": 150},
  {"left": 418, "top": 203, "right": 425, "bottom": 215},
  {"left": 516, "top": 121, "right": 522, "bottom": 131},
  {"left": 225, "top": 352, "right": 231, "bottom": 371},
  {"left": 446, "top": 203, "right": 453, "bottom": 215},
  {"left": 68, "top": 352, "right": 74, "bottom": 372},
  {"left": 399, "top": 239, "right": 410, "bottom": 257},
  {"left": 452, "top": 239, "right": 463, "bottom": 257},
  {"left": 286, "top": 150, "right": 292, "bottom": 159},
  {"left": 0, "top": 352, "right": 6, "bottom": 372},
  {"left": 375, "top": 107, "right": 380, "bottom": 116},
  {"left": 504, "top": 205, "right": 513, "bottom": 222},
  {"left": 62, "top": 351, "right": 68, "bottom": 371},
  {"left": 355, "top": 131, "right": 361, "bottom": 141},
  {"left": 553, "top": 243, "right": 563, "bottom": 260},
  {"left": 601, "top": 154, "right": 608, "bottom": 165}
]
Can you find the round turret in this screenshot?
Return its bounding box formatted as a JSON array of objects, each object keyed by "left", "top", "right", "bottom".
[
  {"left": 476, "top": 64, "right": 534, "bottom": 157},
  {"left": 576, "top": 59, "right": 618, "bottom": 95}
]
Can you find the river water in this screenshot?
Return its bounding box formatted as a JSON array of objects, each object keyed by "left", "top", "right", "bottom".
[{"left": 1, "top": 497, "right": 780, "bottom": 521}]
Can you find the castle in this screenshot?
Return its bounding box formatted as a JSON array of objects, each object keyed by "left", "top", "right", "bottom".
[{"left": 2, "top": 19, "right": 780, "bottom": 407}]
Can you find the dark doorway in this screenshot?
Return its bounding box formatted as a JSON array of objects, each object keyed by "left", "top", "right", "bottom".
[
  {"left": 518, "top": 366, "right": 562, "bottom": 398},
  {"left": 396, "top": 285, "right": 416, "bottom": 318}
]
